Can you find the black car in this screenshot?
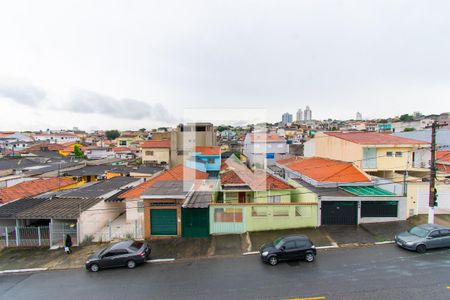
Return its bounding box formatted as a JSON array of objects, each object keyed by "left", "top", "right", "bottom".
[
  {"left": 259, "top": 235, "right": 316, "bottom": 266},
  {"left": 85, "top": 240, "right": 150, "bottom": 272}
]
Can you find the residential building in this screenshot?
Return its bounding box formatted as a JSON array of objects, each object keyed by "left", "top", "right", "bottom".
[
  {"left": 277, "top": 157, "right": 407, "bottom": 224},
  {"left": 281, "top": 112, "right": 293, "bottom": 125},
  {"left": 210, "top": 155, "right": 317, "bottom": 234},
  {"left": 305, "top": 132, "right": 429, "bottom": 179},
  {"left": 140, "top": 180, "right": 214, "bottom": 239},
  {"left": 185, "top": 146, "right": 221, "bottom": 176},
  {"left": 0, "top": 176, "right": 141, "bottom": 245},
  {"left": 296, "top": 109, "right": 303, "bottom": 122},
  {"left": 116, "top": 133, "right": 145, "bottom": 147},
  {"left": 33, "top": 133, "right": 80, "bottom": 144},
  {"left": 243, "top": 132, "right": 288, "bottom": 168},
  {"left": 140, "top": 140, "right": 171, "bottom": 165},
  {"left": 390, "top": 118, "right": 434, "bottom": 133},
  {"left": 169, "top": 123, "right": 216, "bottom": 167},
  {"left": 304, "top": 106, "right": 312, "bottom": 121},
  {"left": 118, "top": 165, "right": 208, "bottom": 228},
  {"left": 85, "top": 146, "right": 115, "bottom": 160},
  {"left": 356, "top": 112, "right": 362, "bottom": 121}
]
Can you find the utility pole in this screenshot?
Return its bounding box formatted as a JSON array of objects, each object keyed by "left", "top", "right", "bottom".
[{"left": 428, "top": 120, "right": 446, "bottom": 224}]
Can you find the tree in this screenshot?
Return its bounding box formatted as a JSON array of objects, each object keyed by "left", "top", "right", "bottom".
[
  {"left": 139, "top": 128, "right": 146, "bottom": 133},
  {"left": 399, "top": 114, "right": 414, "bottom": 122},
  {"left": 73, "top": 145, "right": 84, "bottom": 158},
  {"left": 105, "top": 130, "right": 120, "bottom": 140},
  {"left": 404, "top": 127, "right": 416, "bottom": 132}
]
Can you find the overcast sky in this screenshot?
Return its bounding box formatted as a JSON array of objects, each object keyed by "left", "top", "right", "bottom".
[{"left": 0, "top": 0, "right": 449, "bottom": 131}]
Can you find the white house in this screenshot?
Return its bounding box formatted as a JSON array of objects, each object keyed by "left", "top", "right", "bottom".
[
  {"left": 243, "top": 132, "right": 288, "bottom": 169},
  {"left": 33, "top": 133, "right": 80, "bottom": 144},
  {"left": 85, "top": 147, "right": 115, "bottom": 160}
]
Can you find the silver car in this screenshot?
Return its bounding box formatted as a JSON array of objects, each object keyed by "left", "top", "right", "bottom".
[{"left": 395, "top": 224, "right": 450, "bottom": 253}]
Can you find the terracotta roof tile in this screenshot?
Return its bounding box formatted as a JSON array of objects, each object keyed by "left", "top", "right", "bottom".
[
  {"left": 324, "top": 132, "right": 427, "bottom": 145},
  {"left": 140, "top": 140, "right": 171, "bottom": 148},
  {"left": 220, "top": 157, "right": 293, "bottom": 190},
  {"left": 0, "top": 178, "right": 77, "bottom": 204},
  {"left": 195, "top": 146, "right": 221, "bottom": 155},
  {"left": 119, "top": 165, "right": 207, "bottom": 199},
  {"left": 436, "top": 151, "right": 450, "bottom": 162},
  {"left": 276, "top": 156, "right": 303, "bottom": 166},
  {"left": 285, "top": 157, "right": 370, "bottom": 183}
]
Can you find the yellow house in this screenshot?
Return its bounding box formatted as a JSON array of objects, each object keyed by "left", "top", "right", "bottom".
[
  {"left": 58, "top": 143, "right": 84, "bottom": 156},
  {"left": 140, "top": 140, "right": 171, "bottom": 165},
  {"left": 116, "top": 133, "right": 144, "bottom": 147},
  {"left": 308, "top": 132, "right": 429, "bottom": 179}
]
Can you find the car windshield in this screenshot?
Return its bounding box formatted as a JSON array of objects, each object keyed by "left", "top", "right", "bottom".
[
  {"left": 408, "top": 226, "right": 429, "bottom": 238},
  {"left": 273, "top": 237, "right": 284, "bottom": 249},
  {"left": 97, "top": 247, "right": 109, "bottom": 256}
]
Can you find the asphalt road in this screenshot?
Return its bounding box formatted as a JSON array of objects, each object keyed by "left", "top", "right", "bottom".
[{"left": 0, "top": 245, "right": 449, "bottom": 300}]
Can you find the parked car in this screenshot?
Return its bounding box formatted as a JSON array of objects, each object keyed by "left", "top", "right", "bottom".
[
  {"left": 259, "top": 235, "right": 316, "bottom": 266},
  {"left": 85, "top": 240, "right": 150, "bottom": 272},
  {"left": 394, "top": 224, "right": 450, "bottom": 253}
]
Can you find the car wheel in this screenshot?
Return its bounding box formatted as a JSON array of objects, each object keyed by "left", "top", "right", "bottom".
[
  {"left": 90, "top": 264, "right": 100, "bottom": 272},
  {"left": 127, "top": 260, "right": 136, "bottom": 269},
  {"left": 416, "top": 244, "right": 426, "bottom": 254},
  {"left": 268, "top": 256, "right": 278, "bottom": 266},
  {"left": 305, "top": 253, "right": 315, "bottom": 262}
]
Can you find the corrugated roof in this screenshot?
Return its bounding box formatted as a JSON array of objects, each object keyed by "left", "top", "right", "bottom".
[
  {"left": 285, "top": 157, "right": 371, "bottom": 183},
  {"left": 0, "top": 197, "right": 49, "bottom": 219},
  {"left": 340, "top": 186, "right": 395, "bottom": 196},
  {"left": 59, "top": 176, "right": 139, "bottom": 199},
  {"left": 16, "top": 197, "right": 103, "bottom": 219},
  {"left": 183, "top": 191, "right": 212, "bottom": 208},
  {"left": 324, "top": 132, "right": 427, "bottom": 145},
  {"left": 142, "top": 180, "right": 192, "bottom": 198}
]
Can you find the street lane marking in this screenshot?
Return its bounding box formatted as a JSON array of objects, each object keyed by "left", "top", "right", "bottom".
[
  {"left": 375, "top": 241, "right": 395, "bottom": 245},
  {"left": 286, "top": 296, "right": 326, "bottom": 300},
  {"left": 147, "top": 258, "right": 175, "bottom": 263},
  {"left": 0, "top": 268, "right": 48, "bottom": 274}
]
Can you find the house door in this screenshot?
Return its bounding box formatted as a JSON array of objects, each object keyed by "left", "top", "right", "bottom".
[
  {"left": 238, "top": 192, "right": 246, "bottom": 203},
  {"left": 321, "top": 201, "right": 357, "bottom": 225}
]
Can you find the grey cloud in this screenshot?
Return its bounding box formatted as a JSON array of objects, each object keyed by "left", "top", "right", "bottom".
[
  {"left": 0, "top": 80, "right": 46, "bottom": 106},
  {"left": 66, "top": 89, "right": 176, "bottom": 123}
]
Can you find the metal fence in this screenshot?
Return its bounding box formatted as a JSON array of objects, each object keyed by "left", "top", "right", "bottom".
[{"left": 0, "top": 226, "right": 50, "bottom": 247}]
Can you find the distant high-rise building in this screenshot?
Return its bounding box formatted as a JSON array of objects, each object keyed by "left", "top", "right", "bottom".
[
  {"left": 281, "top": 112, "right": 293, "bottom": 125},
  {"left": 304, "top": 106, "right": 312, "bottom": 121},
  {"left": 296, "top": 109, "right": 303, "bottom": 122},
  {"left": 356, "top": 112, "right": 362, "bottom": 120}
]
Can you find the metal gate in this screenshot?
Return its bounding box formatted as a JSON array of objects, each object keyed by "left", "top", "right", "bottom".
[
  {"left": 51, "top": 221, "right": 78, "bottom": 247},
  {"left": 182, "top": 208, "right": 209, "bottom": 238},
  {"left": 361, "top": 201, "right": 398, "bottom": 218},
  {"left": 151, "top": 209, "right": 177, "bottom": 236},
  {"left": 321, "top": 201, "right": 357, "bottom": 225}
]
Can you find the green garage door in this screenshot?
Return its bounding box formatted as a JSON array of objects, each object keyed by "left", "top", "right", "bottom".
[{"left": 151, "top": 209, "right": 177, "bottom": 236}]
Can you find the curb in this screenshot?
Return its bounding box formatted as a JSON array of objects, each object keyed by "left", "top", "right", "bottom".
[
  {"left": 374, "top": 241, "right": 395, "bottom": 245},
  {"left": 146, "top": 258, "right": 176, "bottom": 263},
  {"left": 0, "top": 268, "right": 48, "bottom": 275}
]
